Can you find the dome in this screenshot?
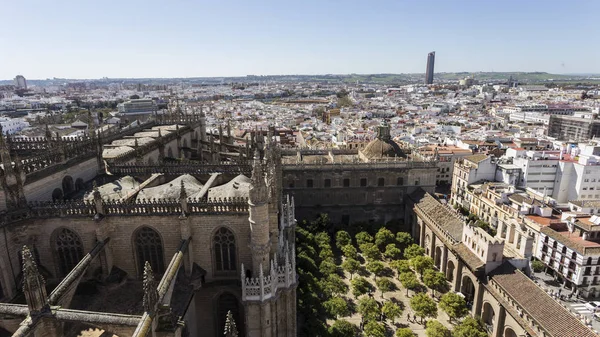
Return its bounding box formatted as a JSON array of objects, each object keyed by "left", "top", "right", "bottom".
[
  {"left": 360, "top": 138, "right": 406, "bottom": 159},
  {"left": 359, "top": 121, "right": 406, "bottom": 160}
]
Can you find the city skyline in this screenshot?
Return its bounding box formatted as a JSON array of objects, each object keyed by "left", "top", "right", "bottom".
[{"left": 1, "top": 0, "right": 599, "bottom": 79}]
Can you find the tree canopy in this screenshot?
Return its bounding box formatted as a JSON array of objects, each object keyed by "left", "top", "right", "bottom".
[
  {"left": 382, "top": 301, "right": 402, "bottom": 323},
  {"left": 396, "top": 232, "right": 413, "bottom": 247},
  {"left": 439, "top": 292, "right": 469, "bottom": 322},
  {"left": 385, "top": 243, "right": 402, "bottom": 260},
  {"left": 411, "top": 256, "right": 434, "bottom": 277},
  {"left": 396, "top": 327, "right": 415, "bottom": 337},
  {"left": 363, "top": 321, "right": 386, "bottom": 337},
  {"left": 376, "top": 277, "right": 394, "bottom": 298},
  {"left": 366, "top": 260, "right": 386, "bottom": 279},
  {"left": 425, "top": 320, "right": 451, "bottom": 337},
  {"left": 341, "top": 258, "right": 360, "bottom": 279},
  {"left": 351, "top": 277, "right": 374, "bottom": 298},
  {"left": 341, "top": 244, "right": 358, "bottom": 260},
  {"left": 328, "top": 319, "right": 358, "bottom": 337},
  {"left": 356, "top": 231, "right": 374, "bottom": 246},
  {"left": 410, "top": 293, "right": 438, "bottom": 323},
  {"left": 360, "top": 243, "right": 381, "bottom": 261},
  {"left": 399, "top": 272, "right": 419, "bottom": 296},
  {"left": 323, "top": 297, "right": 350, "bottom": 318},
  {"left": 357, "top": 297, "right": 380, "bottom": 322},
  {"left": 404, "top": 244, "right": 425, "bottom": 259},
  {"left": 452, "top": 317, "right": 488, "bottom": 337},
  {"left": 375, "top": 228, "right": 395, "bottom": 249},
  {"left": 422, "top": 269, "right": 447, "bottom": 295},
  {"left": 336, "top": 231, "right": 352, "bottom": 249}
]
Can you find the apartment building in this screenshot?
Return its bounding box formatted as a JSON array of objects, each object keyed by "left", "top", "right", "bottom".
[
  {"left": 548, "top": 115, "right": 600, "bottom": 141},
  {"left": 451, "top": 154, "right": 496, "bottom": 209},
  {"left": 536, "top": 213, "right": 600, "bottom": 298},
  {"left": 417, "top": 145, "right": 473, "bottom": 185}
]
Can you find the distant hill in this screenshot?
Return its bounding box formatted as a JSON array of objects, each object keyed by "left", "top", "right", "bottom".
[{"left": 1, "top": 72, "right": 599, "bottom": 86}]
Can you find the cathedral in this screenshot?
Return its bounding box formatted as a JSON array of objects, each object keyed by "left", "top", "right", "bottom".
[
  {"left": 0, "top": 108, "right": 296, "bottom": 337},
  {"left": 0, "top": 106, "right": 438, "bottom": 337}
]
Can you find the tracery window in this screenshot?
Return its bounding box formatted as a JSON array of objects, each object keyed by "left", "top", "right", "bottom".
[
  {"left": 214, "top": 227, "right": 236, "bottom": 272},
  {"left": 54, "top": 228, "right": 84, "bottom": 277},
  {"left": 135, "top": 227, "right": 165, "bottom": 276}
]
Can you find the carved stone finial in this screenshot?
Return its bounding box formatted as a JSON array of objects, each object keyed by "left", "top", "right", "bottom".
[
  {"left": 142, "top": 261, "right": 159, "bottom": 314},
  {"left": 179, "top": 180, "right": 187, "bottom": 200},
  {"left": 224, "top": 310, "right": 239, "bottom": 337},
  {"left": 22, "top": 245, "right": 48, "bottom": 314}
]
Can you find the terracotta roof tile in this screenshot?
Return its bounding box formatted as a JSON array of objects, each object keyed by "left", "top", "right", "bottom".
[{"left": 490, "top": 262, "right": 596, "bottom": 337}]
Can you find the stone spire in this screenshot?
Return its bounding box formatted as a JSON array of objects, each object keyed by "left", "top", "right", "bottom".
[
  {"left": 223, "top": 310, "right": 239, "bottom": 337},
  {"left": 179, "top": 180, "right": 188, "bottom": 216},
  {"left": 142, "top": 261, "right": 159, "bottom": 314},
  {"left": 22, "top": 246, "right": 48, "bottom": 314},
  {"left": 249, "top": 149, "right": 267, "bottom": 204}
]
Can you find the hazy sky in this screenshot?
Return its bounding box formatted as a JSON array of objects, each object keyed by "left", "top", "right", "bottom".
[{"left": 2, "top": 0, "right": 599, "bottom": 79}]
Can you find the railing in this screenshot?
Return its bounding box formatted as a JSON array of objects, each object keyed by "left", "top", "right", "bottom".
[
  {"left": 0, "top": 197, "right": 250, "bottom": 226},
  {"left": 241, "top": 252, "right": 296, "bottom": 302},
  {"left": 108, "top": 162, "right": 252, "bottom": 176}
]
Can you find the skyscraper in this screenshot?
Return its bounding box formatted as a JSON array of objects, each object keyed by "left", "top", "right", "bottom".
[
  {"left": 14, "top": 75, "right": 27, "bottom": 89},
  {"left": 425, "top": 52, "right": 435, "bottom": 85}
]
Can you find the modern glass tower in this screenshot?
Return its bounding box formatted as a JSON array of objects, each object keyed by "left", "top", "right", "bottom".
[{"left": 425, "top": 51, "right": 435, "bottom": 85}]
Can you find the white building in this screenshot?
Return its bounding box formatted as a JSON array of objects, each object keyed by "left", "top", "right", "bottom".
[{"left": 0, "top": 117, "right": 30, "bottom": 135}]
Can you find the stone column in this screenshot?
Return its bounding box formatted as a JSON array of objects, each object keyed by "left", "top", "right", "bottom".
[
  {"left": 492, "top": 306, "right": 506, "bottom": 337},
  {"left": 441, "top": 246, "right": 448, "bottom": 274}
]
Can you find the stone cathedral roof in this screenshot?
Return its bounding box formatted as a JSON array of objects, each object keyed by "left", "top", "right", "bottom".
[
  {"left": 136, "top": 174, "right": 203, "bottom": 201},
  {"left": 205, "top": 174, "right": 251, "bottom": 199}
]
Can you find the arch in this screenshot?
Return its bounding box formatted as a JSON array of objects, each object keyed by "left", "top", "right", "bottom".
[
  {"left": 482, "top": 302, "right": 495, "bottom": 333},
  {"left": 62, "top": 176, "right": 74, "bottom": 195},
  {"left": 216, "top": 292, "right": 244, "bottom": 337},
  {"left": 460, "top": 274, "right": 476, "bottom": 303},
  {"left": 75, "top": 178, "right": 85, "bottom": 191},
  {"left": 446, "top": 260, "right": 455, "bottom": 282},
  {"left": 133, "top": 226, "right": 165, "bottom": 277},
  {"left": 434, "top": 246, "right": 442, "bottom": 269},
  {"left": 213, "top": 227, "right": 237, "bottom": 273},
  {"left": 504, "top": 327, "right": 518, "bottom": 337},
  {"left": 52, "top": 188, "right": 64, "bottom": 201},
  {"left": 52, "top": 228, "right": 84, "bottom": 277}
]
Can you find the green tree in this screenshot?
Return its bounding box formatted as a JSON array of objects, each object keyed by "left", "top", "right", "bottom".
[
  {"left": 422, "top": 269, "right": 447, "bottom": 296},
  {"left": 351, "top": 277, "right": 374, "bottom": 298},
  {"left": 322, "top": 274, "right": 348, "bottom": 296},
  {"left": 323, "top": 297, "right": 350, "bottom": 318},
  {"left": 453, "top": 317, "right": 487, "bottom": 337},
  {"left": 375, "top": 228, "right": 395, "bottom": 249},
  {"left": 360, "top": 243, "right": 381, "bottom": 261},
  {"left": 336, "top": 231, "right": 352, "bottom": 249},
  {"left": 358, "top": 297, "right": 380, "bottom": 322},
  {"left": 404, "top": 244, "right": 425, "bottom": 259},
  {"left": 411, "top": 256, "right": 434, "bottom": 278},
  {"left": 319, "top": 260, "right": 338, "bottom": 276},
  {"left": 356, "top": 231, "right": 374, "bottom": 246},
  {"left": 341, "top": 258, "right": 360, "bottom": 279},
  {"left": 396, "top": 232, "right": 413, "bottom": 248},
  {"left": 396, "top": 328, "right": 415, "bottom": 337},
  {"left": 410, "top": 293, "right": 438, "bottom": 324},
  {"left": 328, "top": 320, "right": 358, "bottom": 337},
  {"left": 385, "top": 243, "right": 402, "bottom": 260},
  {"left": 315, "top": 232, "right": 331, "bottom": 248},
  {"left": 319, "top": 248, "right": 335, "bottom": 262},
  {"left": 439, "top": 292, "right": 468, "bottom": 322},
  {"left": 366, "top": 261, "right": 385, "bottom": 279},
  {"left": 341, "top": 244, "right": 358, "bottom": 260},
  {"left": 390, "top": 260, "right": 412, "bottom": 278},
  {"left": 399, "top": 272, "right": 419, "bottom": 296},
  {"left": 531, "top": 260, "right": 545, "bottom": 273},
  {"left": 375, "top": 277, "right": 394, "bottom": 298},
  {"left": 425, "top": 320, "right": 451, "bottom": 337},
  {"left": 381, "top": 301, "right": 402, "bottom": 323},
  {"left": 363, "top": 321, "right": 386, "bottom": 337}
]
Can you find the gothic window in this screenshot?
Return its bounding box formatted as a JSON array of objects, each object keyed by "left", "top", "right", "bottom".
[
  {"left": 214, "top": 227, "right": 236, "bottom": 272},
  {"left": 134, "top": 227, "right": 165, "bottom": 277},
  {"left": 53, "top": 228, "right": 84, "bottom": 277},
  {"left": 324, "top": 179, "right": 331, "bottom": 188},
  {"left": 397, "top": 177, "right": 404, "bottom": 185},
  {"left": 360, "top": 178, "right": 367, "bottom": 187},
  {"left": 378, "top": 178, "right": 385, "bottom": 186},
  {"left": 343, "top": 178, "right": 350, "bottom": 187},
  {"left": 306, "top": 179, "right": 313, "bottom": 188}
]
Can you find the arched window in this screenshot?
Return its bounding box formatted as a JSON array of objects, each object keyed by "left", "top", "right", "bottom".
[
  {"left": 53, "top": 228, "right": 84, "bottom": 277},
  {"left": 214, "top": 227, "right": 236, "bottom": 272},
  {"left": 134, "top": 227, "right": 165, "bottom": 276}
]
